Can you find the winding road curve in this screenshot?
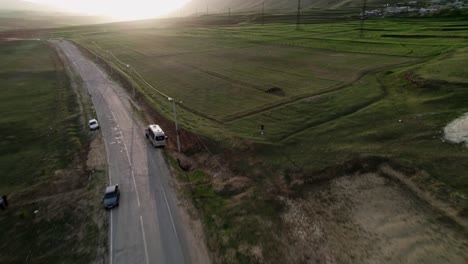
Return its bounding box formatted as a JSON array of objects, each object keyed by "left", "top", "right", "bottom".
[{"left": 54, "top": 41, "right": 208, "bottom": 264}]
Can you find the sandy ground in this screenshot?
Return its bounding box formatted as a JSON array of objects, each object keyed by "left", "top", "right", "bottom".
[
  {"left": 444, "top": 113, "right": 468, "bottom": 146},
  {"left": 281, "top": 173, "right": 467, "bottom": 264}
]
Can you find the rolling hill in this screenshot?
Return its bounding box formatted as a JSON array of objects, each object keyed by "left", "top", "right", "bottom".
[
  {"left": 0, "top": 0, "right": 59, "bottom": 12},
  {"left": 0, "top": 0, "right": 115, "bottom": 30}
]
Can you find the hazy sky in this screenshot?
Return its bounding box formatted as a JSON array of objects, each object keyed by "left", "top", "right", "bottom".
[{"left": 25, "top": 0, "right": 190, "bottom": 19}]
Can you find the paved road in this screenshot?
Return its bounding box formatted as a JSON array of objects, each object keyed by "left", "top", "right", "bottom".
[{"left": 54, "top": 41, "right": 203, "bottom": 264}]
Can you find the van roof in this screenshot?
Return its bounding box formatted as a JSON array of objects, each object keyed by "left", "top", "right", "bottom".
[{"left": 149, "top": 124, "right": 164, "bottom": 133}]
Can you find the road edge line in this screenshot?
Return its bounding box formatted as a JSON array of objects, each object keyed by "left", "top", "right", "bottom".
[{"left": 140, "top": 216, "right": 150, "bottom": 264}]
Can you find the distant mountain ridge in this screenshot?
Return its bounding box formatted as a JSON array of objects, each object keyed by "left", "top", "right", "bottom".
[
  {"left": 0, "top": 0, "right": 116, "bottom": 30},
  {"left": 0, "top": 0, "right": 61, "bottom": 12},
  {"left": 179, "top": 0, "right": 428, "bottom": 15}
]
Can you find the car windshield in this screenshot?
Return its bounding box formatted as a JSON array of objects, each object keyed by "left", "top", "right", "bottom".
[
  {"left": 90, "top": 121, "right": 97, "bottom": 125},
  {"left": 156, "top": 136, "right": 165, "bottom": 141},
  {"left": 104, "top": 192, "right": 116, "bottom": 199}
]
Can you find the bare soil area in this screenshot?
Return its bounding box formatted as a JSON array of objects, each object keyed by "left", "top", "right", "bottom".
[{"left": 281, "top": 172, "right": 467, "bottom": 264}]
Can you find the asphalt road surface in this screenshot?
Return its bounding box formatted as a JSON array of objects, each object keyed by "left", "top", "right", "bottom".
[{"left": 54, "top": 41, "right": 207, "bottom": 264}]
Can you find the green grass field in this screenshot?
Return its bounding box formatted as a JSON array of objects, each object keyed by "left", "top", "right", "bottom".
[
  {"left": 0, "top": 41, "right": 82, "bottom": 193},
  {"left": 69, "top": 19, "right": 466, "bottom": 129},
  {"left": 0, "top": 40, "right": 105, "bottom": 264},
  {"left": 56, "top": 17, "right": 468, "bottom": 263}
]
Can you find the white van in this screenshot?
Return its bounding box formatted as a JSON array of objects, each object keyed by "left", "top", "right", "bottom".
[{"left": 145, "top": 124, "right": 167, "bottom": 147}]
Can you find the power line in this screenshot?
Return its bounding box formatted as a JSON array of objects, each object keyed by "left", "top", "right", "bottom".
[
  {"left": 131, "top": 67, "right": 170, "bottom": 98},
  {"left": 360, "top": 0, "right": 368, "bottom": 38},
  {"left": 91, "top": 41, "right": 170, "bottom": 99},
  {"left": 296, "top": 0, "right": 302, "bottom": 30},
  {"left": 262, "top": 2, "right": 265, "bottom": 26}
]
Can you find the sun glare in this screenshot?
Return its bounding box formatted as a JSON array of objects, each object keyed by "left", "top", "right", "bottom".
[{"left": 26, "top": 0, "right": 190, "bottom": 20}]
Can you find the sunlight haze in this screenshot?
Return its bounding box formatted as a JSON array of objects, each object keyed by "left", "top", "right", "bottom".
[{"left": 26, "top": 0, "right": 190, "bottom": 20}]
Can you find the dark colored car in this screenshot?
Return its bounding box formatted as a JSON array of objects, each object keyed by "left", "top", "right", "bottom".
[{"left": 103, "top": 185, "right": 120, "bottom": 209}]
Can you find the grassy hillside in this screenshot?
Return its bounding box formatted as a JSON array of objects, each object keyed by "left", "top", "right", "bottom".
[
  {"left": 56, "top": 16, "right": 468, "bottom": 263},
  {"left": 78, "top": 28, "right": 413, "bottom": 123},
  {"left": 0, "top": 40, "right": 106, "bottom": 263}
]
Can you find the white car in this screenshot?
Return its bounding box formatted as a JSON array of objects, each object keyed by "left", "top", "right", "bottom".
[{"left": 89, "top": 119, "right": 100, "bottom": 130}]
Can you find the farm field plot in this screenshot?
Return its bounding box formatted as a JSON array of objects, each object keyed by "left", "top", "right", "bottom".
[
  {"left": 0, "top": 41, "right": 68, "bottom": 192},
  {"left": 414, "top": 46, "right": 468, "bottom": 84},
  {"left": 228, "top": 73, "right": 384, "bottom": 140},
  {"left": 192, "top": 20, "right": 468, "bottom": 56},
  {"left": 77, "top": 28, "right": 412, "bottom": 121}
]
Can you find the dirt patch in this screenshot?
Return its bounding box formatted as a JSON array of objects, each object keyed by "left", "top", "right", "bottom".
[
  {"left": 87, "top": 136, "right": 107, "bottom": 171},
  {"left": 213, "top": 176, "right": 252, "bottom": 196},
  {"left": 379, "top": 164, "right": 468, "bottom": 229},
  {"left": 281, "top": 172, "right": 468, "bottom": 264},
  {"left": 444, "top": 113, "right": 468, "bottom": 146},
  {"left": 402, "top": 70, "right": 458, "bottom": 89},
  {"left": 266, "top": 87, "right": 286, "bottom": 96},
  {"left": 304, "top": 94, "right": 328, "bottom": 103}
]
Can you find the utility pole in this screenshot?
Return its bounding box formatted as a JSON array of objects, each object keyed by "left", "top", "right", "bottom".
[
  {"left": 206, "top": 1, "right": 209, "bottom": 15},
  {"left": 262, "top": 2, "right": 265, "bottom": 26},
  {"left": 168, "top": 97, "right": 181, "bottom": 152},
  {"left": 91, "top": 41, "right": 98, "bottom": 60},
  {"left": 360, "top": 0, "right": 368, "bottom": 38},
  {"left": 126, "top": 65, "right": 135, "bottom": 97},
  {"left": 229, "top": 8, "right": 231, "bottom": 17},
  {"left": 296, "top": 0, "right": 301, "bottom": 30},
  {"left": 106, "top": 51, "right": 112, "bottom": 74}
]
